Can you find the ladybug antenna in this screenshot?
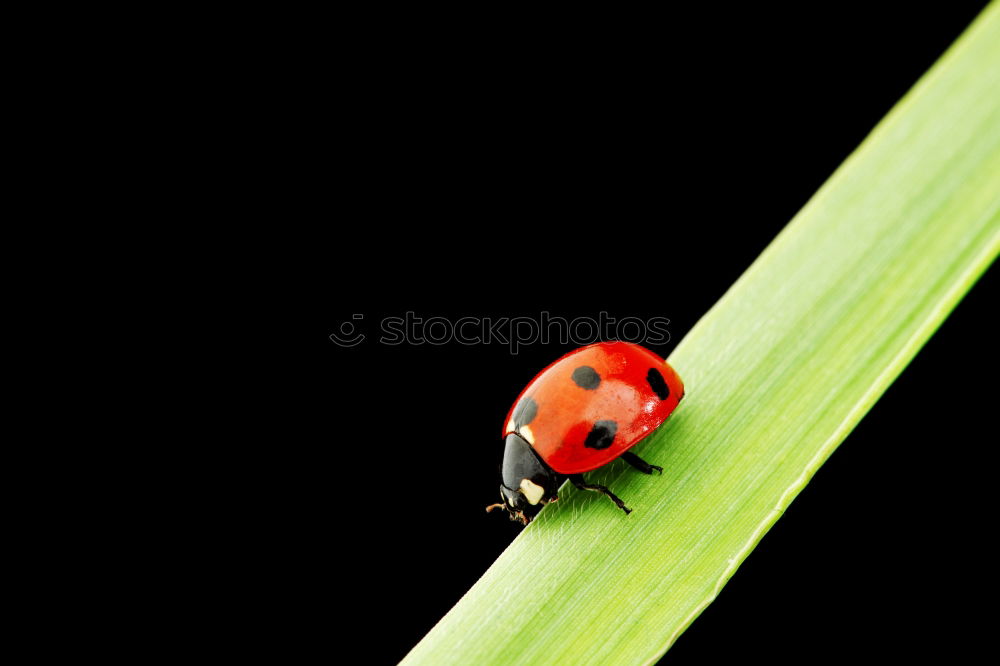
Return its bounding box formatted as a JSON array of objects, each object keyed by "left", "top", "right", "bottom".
[{"left": 485, "top": 502, "right": 505, "bottom": 514}]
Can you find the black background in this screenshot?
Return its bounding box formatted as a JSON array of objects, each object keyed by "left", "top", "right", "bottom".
[{"left": 258, "top": 4, "right": 996, "bottom": 663}]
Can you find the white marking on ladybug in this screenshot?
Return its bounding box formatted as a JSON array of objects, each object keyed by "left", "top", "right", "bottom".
[
  {"left": 520, "top": 478, "right": 545, "bottom": 505},
  {"left": 519, "top": 424, "right": 536, "bottom": 445},
  {"left": 506, "top": 417, "right": 516, "bottom": 434}
]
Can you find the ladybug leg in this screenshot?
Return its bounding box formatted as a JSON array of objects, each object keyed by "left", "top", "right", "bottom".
[
  {"left": 622, "top": 452, "right": 663, "bottom": 475},
  {"left": 570, "top": 475, "right": 632, "bottom": 515}
]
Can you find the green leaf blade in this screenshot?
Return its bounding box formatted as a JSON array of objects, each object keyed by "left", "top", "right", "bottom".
[{"left": 403, "top": 5, "right": 1000, "bottom": 664}]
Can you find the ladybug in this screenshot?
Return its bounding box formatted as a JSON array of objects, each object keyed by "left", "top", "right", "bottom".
[{"left": 487, "top": 341, "right": 684, "bottom": 525}]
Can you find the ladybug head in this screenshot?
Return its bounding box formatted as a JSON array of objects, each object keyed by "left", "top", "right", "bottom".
[
  {"left": 492, "top": 483, "right": 542, "bottom": 525},
  {"left": 486, "top": 433, "right": 561, "bottom": 525}
]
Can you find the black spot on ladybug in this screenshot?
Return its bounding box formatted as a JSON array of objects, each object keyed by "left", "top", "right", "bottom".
[
  {"left": 512, "top": 396, "right": 538, "bottom": 427},
  {"left": 584, "top": 420, "right": 618, "bottom": 449},
  {"left": 647, "top": 367, "right": 670, "bottom": 400},
  {"left": 572, "top": 366, "right": 601, "bottom": 390}
]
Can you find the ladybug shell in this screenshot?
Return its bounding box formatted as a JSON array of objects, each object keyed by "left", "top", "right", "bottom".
[{"left": 503, "top": 341, "right": 684, "bottom": 475}]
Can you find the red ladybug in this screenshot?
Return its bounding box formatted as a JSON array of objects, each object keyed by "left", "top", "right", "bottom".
[{"left": 487, "top": 341, "right": 684, "bottom": 525}]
